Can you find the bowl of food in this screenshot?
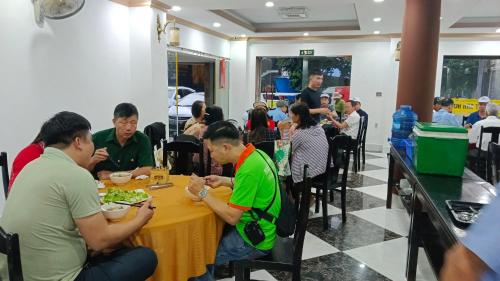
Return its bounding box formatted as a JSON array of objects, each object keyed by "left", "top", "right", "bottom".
[
  {"left": 110, "top": 172, "right": 133, "bottom": 185},
  {"left": 101, "top": 203, "right": 130, "bottom": 221}
]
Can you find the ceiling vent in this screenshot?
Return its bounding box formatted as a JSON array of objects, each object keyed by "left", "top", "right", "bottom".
[{"left": 278, "top": 6, "right": 308, "bottom": 19}]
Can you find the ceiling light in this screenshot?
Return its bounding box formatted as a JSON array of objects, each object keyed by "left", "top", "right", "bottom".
[
  {"left": 241, "top": 34, "right": 247, "bottom": 37},
  {"left": 303, "top": 32, "right": 309, "bottom": 36},
  {"left": 171, "top": 5, "right": 181, "bottom": 12},
  {"left": 373, "top": 17, "right": 382, "bottom": 22},
  {"left": 440, "top": 17, "right": 443, "bottom": 20},
  {"left": 496, "top": 28, "right": 500, "bottom": 33},
  {"left": 373, "top": 30, "right": 381, "bottom": 35},
  {"left": 374, "top": 0, "right": 384, "bottom": 2},
  {"left": 265, "top": 1, "right": 275, "bottom": 8},
  {"left": 213, "top": 22, "right": 221, "bottom": 28}
]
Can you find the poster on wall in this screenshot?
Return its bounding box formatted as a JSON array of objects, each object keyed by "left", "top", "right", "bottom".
[
  {"left": 219, "top": 59, "right": 226, "bottom": 89},
  {"left": 452, "top": 98, "right": 500, "bottom": 116}
]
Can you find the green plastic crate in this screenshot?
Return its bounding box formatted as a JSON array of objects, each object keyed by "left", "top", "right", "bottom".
[{"left": 413, "top": 122, "right": 468, "bottom": 177}]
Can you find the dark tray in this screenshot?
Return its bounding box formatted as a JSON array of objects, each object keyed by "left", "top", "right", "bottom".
[{"left": 445, "top": 200, "right": 486, "bottom": 228}]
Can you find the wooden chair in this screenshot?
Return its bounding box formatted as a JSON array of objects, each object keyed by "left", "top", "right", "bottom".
[
  {"left": 487, "top": 142, "right": 500, "bottom": 185},
  {"left": 234, "top": 165, "right": 311, "bottom": 281},
  {"left": 1, "top": 152, "right": 9, "bottom": 198},
  {"left": 0, "top": 227, "right": 23, "bottom": 281},
  {"left": 162, "top": 139, "right": 204, "bottom": 176}
]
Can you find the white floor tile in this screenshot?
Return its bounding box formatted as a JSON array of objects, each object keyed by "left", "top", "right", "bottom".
[
  {"left": 358, "top": 169, "right": 389, "bottom": 182},
  {"left": 350, "top": 207, "right": 410, "bottom": 236},
  {"left": 365, "top": 158, "right": 389, "bottom": 169},
  {"left": 301, "top": 232, "right": 340, "bottom": 260},
  {"left": 345, "top": 238, "right": 437, "bottom": 281},
  {"left": 356, "top": 184, "right": 388, "bottom": 200},
  {"left": 217, "top": 270, "right": 277, "bottom": 281}
]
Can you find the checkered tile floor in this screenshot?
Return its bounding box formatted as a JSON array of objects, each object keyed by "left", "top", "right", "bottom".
[{"left": 218, "top": 152, "right": 438, "bottom": 281}]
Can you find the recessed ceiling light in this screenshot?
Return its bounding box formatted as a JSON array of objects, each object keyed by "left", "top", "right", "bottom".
[
  {"left": 440, "top": 17, "right": 443, "bottom": 20},
  {"left": 496, "top": 28, "right": 500, "bottom": 33},
  {"left": 374, "top": 0, "right": 384, "bottom": 2},
  {"left": 213, "top": 22, "right": 221, "bottom": 28},
  {"left": 373, "top": 17, "right": 382, "bottom": 22},
  {"left": 373, "top": 30, "right": 381, "bottom": 35},
  {"left": 303, "top": 32, "right": 309, "bottom": 36},
  {"left": 265, "top": 1, "right": 274, "bottom": 7},
  {"left": 171, "top": 5, "right": 181, "bottom": 12},
  {"left": 241, "top": 34, "right": 247, "bottom": 38}
]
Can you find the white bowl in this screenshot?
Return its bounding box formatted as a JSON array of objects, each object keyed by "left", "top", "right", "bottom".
[
  {"left": 110, "top": 172, "right": 133, "bottom": 185},
  {"left": 101, "top": 203, "right": 130, "bottom": 221}
]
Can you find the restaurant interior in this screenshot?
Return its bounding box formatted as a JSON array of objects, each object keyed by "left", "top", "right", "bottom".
[{"left": 1, "top": 0, "right": 500, "bottom": 281}]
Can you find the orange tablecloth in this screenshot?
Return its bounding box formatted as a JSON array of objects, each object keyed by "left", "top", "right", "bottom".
[{"left": 102, "top": 176, "right": 232, "bottom": 281}]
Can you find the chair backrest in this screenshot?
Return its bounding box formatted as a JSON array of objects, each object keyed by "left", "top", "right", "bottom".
[
  {"left": 1, "top": 152, "right": 9, "bottom": 198},
  {"left": 162, "top": 139, "right": 204, "bottom": 176},
  {"left": 331, "top": 135, "right": 353, "bottom": 182},
  {"left": 253, "top": 141, "right": 275, "bottom": 160},
  {"left": 356, "top": 116, "right": 365, "bottom": 144},
  {"left": 0, "top": 227, "right": 23, "bottom": 281},
  {"left": 292, "top": 165, "right": 312, "bottom": 266},
  {"left": 488, "top": 142, "right": 500, "bottom": 185},
  {"left": 478, "top": 126, "right": 500, "bottom": 151}
]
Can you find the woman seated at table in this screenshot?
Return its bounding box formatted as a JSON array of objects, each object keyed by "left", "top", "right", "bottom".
[
  {"left": 8, "top": 131, "right": 44, "bottom": 192},
  {"left": 184, "top": 100, "right": 206, "bottom": 138},
  {"left": 243, "top": 107, "right": 277, "bottom": 144},
  {"left": 194, "top": 105, "right": 224, "bottom": 175},
  {"left": 289, "top": 103, "right": 329, "bottom": 184}
]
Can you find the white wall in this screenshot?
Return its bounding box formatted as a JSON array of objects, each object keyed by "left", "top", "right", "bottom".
[
  {"left": 176, "top": 24, "right": 230, "bottom": 58},
  {"left": 0, "top": 1, "right": 169, "bottom": 206}
]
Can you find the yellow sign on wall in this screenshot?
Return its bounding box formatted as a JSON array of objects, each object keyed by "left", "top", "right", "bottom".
[{"left": 452, "top": 98, "right": 500, "bottom": 116}]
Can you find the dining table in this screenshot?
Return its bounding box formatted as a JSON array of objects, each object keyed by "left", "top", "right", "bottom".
[{"left": 101, "top": 176, "right": 232, "bottom": 281}]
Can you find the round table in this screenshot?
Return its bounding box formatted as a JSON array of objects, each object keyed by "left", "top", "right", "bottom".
[{"left": 102, "top": 176, "right": 232, "bottom": 281}]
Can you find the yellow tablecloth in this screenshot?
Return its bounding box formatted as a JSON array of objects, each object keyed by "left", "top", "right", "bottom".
[{"left": 102, "top": 176, "right": 232, "bottom": 281}]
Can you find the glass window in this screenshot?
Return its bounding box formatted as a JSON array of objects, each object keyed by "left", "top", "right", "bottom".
[{"left": 440, "top": 56, "right": 500, "bottom": 99}]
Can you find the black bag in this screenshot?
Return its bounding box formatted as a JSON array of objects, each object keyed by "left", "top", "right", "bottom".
[{"left": 253, "top": 151, "right": 297, "bottom": 238}]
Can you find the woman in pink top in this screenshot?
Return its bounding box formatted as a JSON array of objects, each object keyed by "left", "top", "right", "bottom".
[{"left": 8, "top": 132, "right": 44, "bottom": 192}]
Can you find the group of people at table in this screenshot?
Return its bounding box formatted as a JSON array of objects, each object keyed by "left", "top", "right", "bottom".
[{"left": 0, "top": 70, "right": 370, "bottom": 281}]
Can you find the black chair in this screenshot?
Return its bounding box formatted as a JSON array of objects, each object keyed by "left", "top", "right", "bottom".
[
  {"left": 234, "top": 165, "right": 312, "bottom": 281},
  {"left": 162, "top": 139, "right": 204, "bottom": 176},
  {"left": 1, "top": 152, "right": 9, "bottom": 198},
  {"left": 361, "top": 121, "right": 368, "bottom": 166},
  {"left": 352, "top": 117, "right": 366, "bottom": 173},
  {"left": 468, "top": 126, "right": 500, "bottom": 177},
  {"left": 0, "top": 227, "right": 23, "bottom": 281},
  {"left": 144, "top": 122, "right": 166, "bottom": 161},
  {"left": 254, "top": 141, "right": 275, "bottom": 160},
  {"left": 487, "top": 142, "right": 500, "bottom": 185},
  {"left": 313, "top": 135, "right": 352, "bottom": 228}
]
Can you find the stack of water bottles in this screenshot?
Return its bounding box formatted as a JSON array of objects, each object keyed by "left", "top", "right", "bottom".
[{"left": 391, "top": 105, "right": 418, "bottom": 150}]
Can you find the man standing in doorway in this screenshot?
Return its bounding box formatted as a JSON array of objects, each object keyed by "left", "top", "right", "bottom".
[{"left": 298, "top": 69, "right": 332, "bottom": 122}]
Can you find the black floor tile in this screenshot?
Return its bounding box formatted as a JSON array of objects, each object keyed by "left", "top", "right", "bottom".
[
  {"left": 328, "top": 189, "right": 386, "bottom": 212},
  {"left": 306, "top": 214, "right": 401, "bottom": 251},
  {"left": 269, "top": 252, "right": 393, "bottom": 281},
  {"left": 347, "top": 174, "right": 387, "bottom": 188}
]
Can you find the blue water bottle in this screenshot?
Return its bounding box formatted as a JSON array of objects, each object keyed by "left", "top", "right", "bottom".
[{"left": 391, "top": 105, "right": 418, "bottom": 149}]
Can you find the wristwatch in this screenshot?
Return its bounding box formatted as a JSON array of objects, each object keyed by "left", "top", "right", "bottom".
[{"left": 198, "top": 186, "right": 209, "bottom": 200}]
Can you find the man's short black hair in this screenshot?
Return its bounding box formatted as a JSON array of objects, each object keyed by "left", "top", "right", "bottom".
[
  {"left": 41, "top": 111, "right": 92, "bottom": 148},
  {"left": 114, "top": 103, "right": 139, "bottom": 119},
  {"left": 433, "top": 97, "right": 442, "bottom": 106},
  {"left": 203, "top": 121, "right": 241, "bottom": 146},
  {"left": 346, "top": 100, "right": 356, "bottom": 107},
  {"left": 309, "top": 69, "right": 323, "bottom": 78},
  {"left": 440, "top": 98, "right": 454, "bottom": 107}
]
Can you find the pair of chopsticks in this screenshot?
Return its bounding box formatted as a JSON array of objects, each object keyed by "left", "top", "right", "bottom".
[{"left": 114, "top": 201, "right": 156, "bottom": 210}]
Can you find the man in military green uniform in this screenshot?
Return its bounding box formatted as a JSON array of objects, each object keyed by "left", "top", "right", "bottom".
[{"left": 89, "top": 103, "right": 154, "bottom": 180}]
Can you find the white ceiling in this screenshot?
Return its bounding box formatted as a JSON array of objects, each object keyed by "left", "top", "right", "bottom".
[{"left": 163, "top": 0, "right": 500, "bottom": 38}]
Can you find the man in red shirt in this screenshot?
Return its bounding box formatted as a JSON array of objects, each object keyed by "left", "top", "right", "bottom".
[{"left": 8, "top": 133, "right": 44, "bottom": 192}]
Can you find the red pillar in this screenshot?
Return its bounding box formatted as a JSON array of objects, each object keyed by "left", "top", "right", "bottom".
[{"left": 396, "top": 0, "right": 441, "bottom": 122}]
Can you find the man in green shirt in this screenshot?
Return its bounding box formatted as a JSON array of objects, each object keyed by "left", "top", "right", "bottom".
[
  {"left": 89, "top": 103, "right": 154, "bottom": 180},
  {"left": 0, "top": 111, "right": 157, "bottom": 281},
  {"left": 188, "top": 121, "right": 281, "bottom": 281}
]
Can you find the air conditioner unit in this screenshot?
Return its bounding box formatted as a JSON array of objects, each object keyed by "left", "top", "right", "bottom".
[{"left": 278, "top": 7, "right": 308, "bottom": 19}]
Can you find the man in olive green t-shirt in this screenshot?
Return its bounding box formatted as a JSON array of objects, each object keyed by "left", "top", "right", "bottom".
[
  {"left": 0, "top": 111, "right": 157, "bottom": 281},
  {"left": 187, "top": 121, "right": 281, "bottom": 281},
  {"left": 88, "top": 103, "right": 154, "bottom": 180}
]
